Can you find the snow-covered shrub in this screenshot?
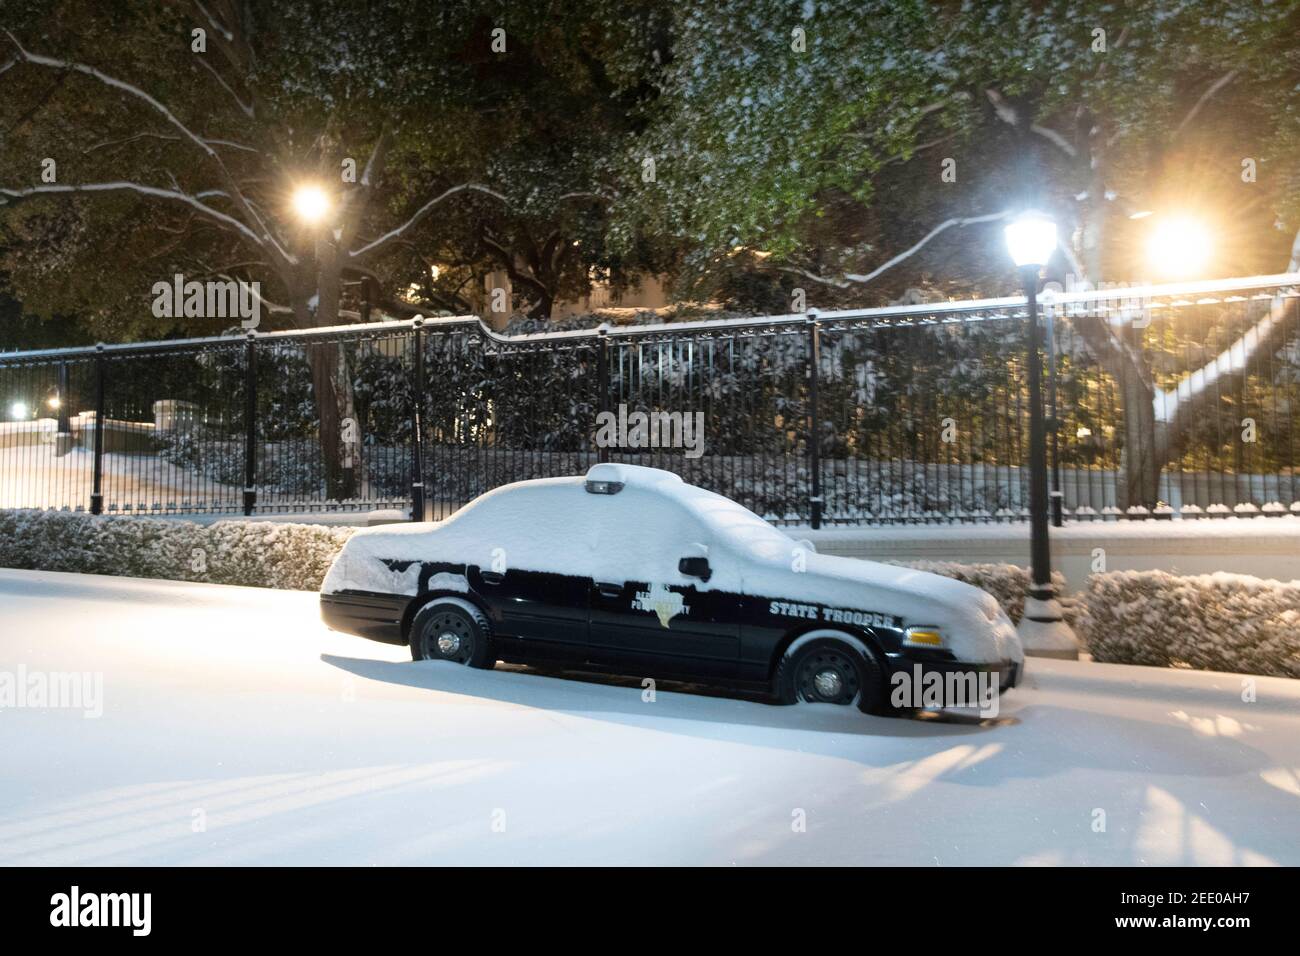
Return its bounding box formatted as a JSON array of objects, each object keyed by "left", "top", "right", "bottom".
[
  {"left": 1083, "top": 570, "right": 1300, "bottom": 679},
  {"left": 889, "top": 560, "right": 1081, "bottom": 628},
  {"left": 155, "top": 430, "right": 245, "bottom": 485},
  {"left": 0, "top": 510, "right": 353, "bottom": 592}
]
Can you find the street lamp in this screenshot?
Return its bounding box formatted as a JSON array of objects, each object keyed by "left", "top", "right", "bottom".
[
  {"left": 1004, "top": 211, "right": 1080, "bottom": 660},
  {"left": 291, "top": 183, "right": 331, "bottom": 225},
  {"left": 1145, "top": 214, "right": 1212, "bottom": 279}
]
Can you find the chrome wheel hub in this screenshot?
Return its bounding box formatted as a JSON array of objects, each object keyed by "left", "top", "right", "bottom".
[
  {"left": 436, "top": 632, "right": 461, "bottom": 655},
  {"left": 813, "top": 669, "right": 843, "bottom": 698}
]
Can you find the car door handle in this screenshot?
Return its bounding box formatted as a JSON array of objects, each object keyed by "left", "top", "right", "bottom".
[
  {"left": 595, "top": 583, "right": 623, "bottom": 598},
  {"left": 480, "top": 571, "right": 505, "bottom": 585}
]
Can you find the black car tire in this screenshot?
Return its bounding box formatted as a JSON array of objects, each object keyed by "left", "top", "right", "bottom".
[
  {"left": 775, "top": 633, "right": 902, "bottom": 717},
  {"left": 410, "top": 600, "right": 495, "bottom": 669}
]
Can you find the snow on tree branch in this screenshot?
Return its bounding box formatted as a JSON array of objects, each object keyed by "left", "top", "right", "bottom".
[
  {"left": 195, "top": 56, "right": 254, "bottom": 119},
  {"left": 1, "top": 30, "right": 293, "bottom": 270},
  {"left": 192, "top": 0, "right": 235, "bottom": 44},
  {"left": 781, "top": 210, "right": 1013, "bottom": 289},
  {"left": 0, "top": 182, "right": 266, "bottom": 248},
  {"left": 348, "top": 184, "right": 509, "bottom": 261},
  {"left": 1174, "top": 70, "right": 1239, "bottom": 137},
  {"left": 1154, "top": 229, "right": 1300, "bottom": 426},
  {"left": 3, "top": 30, "right": 220, "bottom": 161},
  {"left": 984, "top": 89, "right": 1078, "bottom": 158},
  {"left": 83, "top": 132, "right": 257, "bottom": 154}
]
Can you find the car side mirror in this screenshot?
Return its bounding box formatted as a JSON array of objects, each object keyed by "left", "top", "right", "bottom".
[{"left": 678, "top": 556, "right": 712, "bottom": 582}]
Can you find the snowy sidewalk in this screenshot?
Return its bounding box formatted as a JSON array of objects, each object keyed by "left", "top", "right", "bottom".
[{"left": 0, "top": 568, "right": 1297, "bottom": 866}]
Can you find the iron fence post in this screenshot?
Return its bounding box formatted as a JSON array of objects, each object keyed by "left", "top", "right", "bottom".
[
  {"left": 243, "top": 332, "right": 257, "bottom": 516},
  {"left": 807, "top": 311, "right": 822, "bottom": 530},
  {"left": 597, "top": 326, "right": 610, "bottom": 464},
  {"left": 410, "top": 319, "right": 426, "bottom": 522},
  {"left": 90, "top": 344, "right": 106, "bottom": 515},
  {"left": 56, "top": 361, "right": 71, "bottom": 434},
  {"left": 1045, "top": 301, "right": 1063, "bottom": 526}
]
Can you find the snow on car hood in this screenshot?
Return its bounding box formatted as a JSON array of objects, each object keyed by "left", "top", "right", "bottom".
[{"left": 738, "top": 548, "right": 1022, "bottom": 665}]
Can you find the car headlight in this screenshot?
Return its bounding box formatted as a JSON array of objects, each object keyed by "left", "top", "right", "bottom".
[{"left": 903, "top": 626, "right": 944, "bottom": 647}]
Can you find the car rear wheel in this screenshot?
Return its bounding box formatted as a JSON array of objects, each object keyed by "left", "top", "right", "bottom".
[
  {"left": 775, "top": 632, "right": 900, "bottom": 716},
  {"left": 410, "top": 601, "right": 495, "bottom": 669}
]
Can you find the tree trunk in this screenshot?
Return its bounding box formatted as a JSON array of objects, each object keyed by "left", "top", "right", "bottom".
[
  {"left": 294, "top": 252, "right": 359, "bottom": 502},
  {"left": 305, "top": 342, "right": 354, "bottom": 500},
  {"left": 1075, "top": 108, "right": 1165, "bottom": 510},
  {"left": 1116, "top": 362, "right": 1161, "bottom": 510}
]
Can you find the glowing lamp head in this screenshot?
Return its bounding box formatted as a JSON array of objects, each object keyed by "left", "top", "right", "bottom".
[
  {"left": 10, "top": 402, "right": 29, "bottom": 420},
  {"left": 291, "top": 184, "right": 331, "bottom": 225},
  {"left": 1146, "top": 215, "right": 1212, "bottom": 279},
  {"left": 1004, "top": 211, "right": 1058, "bottom": 269}
]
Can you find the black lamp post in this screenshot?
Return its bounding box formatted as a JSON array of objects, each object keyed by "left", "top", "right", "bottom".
[{"left": 1004, "top": 211, "right": 1079, "bottom": 659}]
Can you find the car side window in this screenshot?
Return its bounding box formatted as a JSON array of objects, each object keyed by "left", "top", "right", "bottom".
[{"left": 588, "top": 487, "right": 710, "bottom": 584}]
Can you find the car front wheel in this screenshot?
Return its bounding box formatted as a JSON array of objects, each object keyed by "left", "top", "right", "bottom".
[
  {"left": 775, "top": 632, "right": 898, "bottom": 716},
  {"left": 410, "top": 600, "right": 495, "bottom": 669}
]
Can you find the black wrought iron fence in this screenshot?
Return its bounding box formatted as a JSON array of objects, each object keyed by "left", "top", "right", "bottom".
[{"left": 1, "top": 275, "right": 1297, "bottom": 527}]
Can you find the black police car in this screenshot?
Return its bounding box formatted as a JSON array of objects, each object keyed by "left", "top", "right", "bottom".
[{"left": 320, "top": 464, "right": 1023, "bottom": 715}]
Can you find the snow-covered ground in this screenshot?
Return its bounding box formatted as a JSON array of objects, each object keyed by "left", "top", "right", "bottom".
[
  {"left": 1, "top": 568, "right": 1297, "bottom": 866},
  {"left": 0, "top": 445, "right": 238, "bottom": 511}
]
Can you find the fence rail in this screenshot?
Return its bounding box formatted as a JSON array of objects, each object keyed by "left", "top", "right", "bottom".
[{"left": 2, "top": 274, "right": 1298, "bottom": 527}]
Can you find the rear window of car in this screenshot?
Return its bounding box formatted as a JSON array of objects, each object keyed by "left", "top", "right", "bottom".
[{"left": 439, "top": 479, "right": 600, "bottom": 576}]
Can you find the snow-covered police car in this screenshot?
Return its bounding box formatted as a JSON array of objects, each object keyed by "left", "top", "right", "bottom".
[{"left": 320, "top": 463, "right": 1023, "bottom": 715}]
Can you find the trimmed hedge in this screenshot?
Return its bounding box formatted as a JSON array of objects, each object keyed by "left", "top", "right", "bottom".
[
  {"left": 890, "top": 560, "right": 1083, "bottom": 629},
  {"left": 0, "top": 510, "right": 354, "bottom": 592},
  {"left": 1084, "top": 570, "right": 1300, "bottom": 679}
]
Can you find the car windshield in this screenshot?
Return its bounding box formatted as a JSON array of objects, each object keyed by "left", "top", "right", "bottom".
[{"left": 681, "top": 488, "right": 796, "bottom": 560}]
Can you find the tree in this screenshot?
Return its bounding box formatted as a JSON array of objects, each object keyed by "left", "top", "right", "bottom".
[
  {"left": 622, "top": 0, "right": 1300, "bottom": 507},
  {"left": 0, "top": 0, "right": 671, "bottom": 494}
]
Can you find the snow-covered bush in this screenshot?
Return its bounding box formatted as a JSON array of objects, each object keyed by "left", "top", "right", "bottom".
[
  {"left": 0, "top": 510, "right": 353, "bottom": 592},
  {"left": 1083, "top": 570, "right": 1300, "bottom": 679},
  {"left": 889, "top": 560, "right": 1081, "bottom": 628}
]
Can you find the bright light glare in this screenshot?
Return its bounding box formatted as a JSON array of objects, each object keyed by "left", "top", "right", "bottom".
[
  {"left": 47, "top": 396, "right": 61, "bottom": 409},
  {"left": 10, "top": 402, "right": 29, "bottom": 420},
  {"left": 1146, "top": 216, "right": 1213, "bottom": 278},
  {"left": 1004, "top": 211, "right": 1058, "bottom": 268},
  {"left": 292, "top": 184, "right": 331, "bottom": 224}
]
